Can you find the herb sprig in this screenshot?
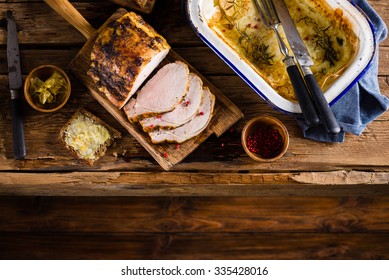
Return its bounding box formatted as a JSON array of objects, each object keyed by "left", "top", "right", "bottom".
[
  {"left": 237, "top": 25, "right": 274, "bottom": 65},
  {"left": 221, "top": 0, "right": 249, "bottom": 21},
  {"left": 298, "top": 16, "right": 338, "bottom": 66},
  {"left": 220, "top": 2, "right": 274, "bottom": 65}
]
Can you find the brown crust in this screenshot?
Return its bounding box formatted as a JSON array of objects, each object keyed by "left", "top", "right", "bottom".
[
  {"left": 88, "top": 12, "right": 170, "bottom": 109},
  {"left": 58, "top": 108, "right": 121, "bottom": 166}
]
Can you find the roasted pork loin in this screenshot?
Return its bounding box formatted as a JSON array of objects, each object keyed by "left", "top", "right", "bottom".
[
  {"left": 88, "top": 12, "right": 170, "bottom": 109},
  {"left": 139, "top": 73, "right": 204, "bottom": 131},
  {"left": 123, "top": 61, "right": 190, "bottom": 121},
  {"left": 148, "top": 87, "right": 215, "bottom": 144}
]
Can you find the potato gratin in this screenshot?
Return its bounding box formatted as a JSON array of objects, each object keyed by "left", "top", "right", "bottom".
[{"left": 208, "top": 0, "right": 358, "bottom": 102}]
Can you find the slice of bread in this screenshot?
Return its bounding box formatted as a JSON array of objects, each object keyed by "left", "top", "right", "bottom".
[{"left": 59, "top": 108, "right": 121, "bottom": 165}]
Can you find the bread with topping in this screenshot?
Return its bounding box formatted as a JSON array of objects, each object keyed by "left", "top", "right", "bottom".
[{"left": 59, "top": 108, "right": 121, "bottom": 165}]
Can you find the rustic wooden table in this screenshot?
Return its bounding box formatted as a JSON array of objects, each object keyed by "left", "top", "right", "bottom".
[{"left": 0, "top": 0, "right": 388, "bottom": 259}]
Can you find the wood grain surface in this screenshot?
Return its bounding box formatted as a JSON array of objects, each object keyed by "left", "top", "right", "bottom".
[
  {"left": 108, "top": 0, "right": 157, "bottom": 14},
  {"left": 1, "top": 0, "right": 389, "bottom": 259},
  {"left": 1, "top": 196, "right": 389, "bottom": 259}
]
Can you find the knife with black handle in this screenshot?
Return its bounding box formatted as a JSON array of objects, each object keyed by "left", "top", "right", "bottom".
[
  {"left": 6, "top": 11, "right": 26, "bottom": 159},
  {"left": 302, "top": 65, "right": 341, "bottom": 134},
  {"left": 283, "top": 57, "right": 320, "bottom": 127},
  {"left": 272, "top": 0, "right": 341, "bottom": 134}
]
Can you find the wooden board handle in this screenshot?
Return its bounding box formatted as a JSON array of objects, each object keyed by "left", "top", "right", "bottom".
[{"left": 43, "top": 0, "right": 95, "bottom": 39}]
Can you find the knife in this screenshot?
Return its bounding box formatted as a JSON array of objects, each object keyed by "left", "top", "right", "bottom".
[
  {"left": 272, "top": 0, "right": 341, "bottom": 134},
  {"left": 6, "top": 11, "right": 26, "bottom": 159}
]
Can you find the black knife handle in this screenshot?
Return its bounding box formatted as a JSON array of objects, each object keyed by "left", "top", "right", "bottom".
[
  {"left": 10, "top": 90, "right": 26, "bottom": 160},
  {"left": 284, "top": 58, "right": 320, "bottom": 127},
  {"left": 302, "top": 69, "right": 341, "bottom": 134}
]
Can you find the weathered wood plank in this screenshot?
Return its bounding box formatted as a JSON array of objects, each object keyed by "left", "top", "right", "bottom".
[
  {"left": 0, "top": 49, "right": 78, "bottom": 75},
  {"left": 0, "top": 171, "right": 388, "bottom": 196},
  {"left": 1, "top": 232, "right": 388, "bottom": 259},
  {"left": 0, "top": 1, "right": 201, "bottom": 45},
  {"left": 0, "top": 2, "right": 118, "bottom": 44},
  {"left": 1, "top": 196, "right": 389, "bottom": 233}
]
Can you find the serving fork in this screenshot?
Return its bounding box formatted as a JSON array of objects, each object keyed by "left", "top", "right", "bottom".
[{"left": 253, "top": 0, "right": 320, "bottom": 127}]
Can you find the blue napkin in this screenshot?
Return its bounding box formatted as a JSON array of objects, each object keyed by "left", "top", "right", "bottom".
[{"left": 298, "top": 0, "right": 389, "bottom": 142}]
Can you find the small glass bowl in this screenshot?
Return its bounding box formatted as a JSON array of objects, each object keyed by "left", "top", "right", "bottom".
[
  {"left": 24, "top": 65, "right": 71, "bottom": 113},
  {"left": 241, "top": 115, "right": 289, "bottom": 162}
]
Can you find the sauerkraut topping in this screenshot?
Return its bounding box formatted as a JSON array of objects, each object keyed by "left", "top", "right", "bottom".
[{"left": 64, "top": 115, "right": 111, "bottom": 160}]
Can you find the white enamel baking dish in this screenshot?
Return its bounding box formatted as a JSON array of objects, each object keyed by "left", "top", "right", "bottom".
[{"left": 185, "top": 0, "right": 376, "bottom": 114}]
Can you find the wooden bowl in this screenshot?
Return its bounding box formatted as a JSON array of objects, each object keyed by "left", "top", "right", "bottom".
[
  {"left": 24, "top": 65, "right": 71, "bottom": 113},
  {"left": 241, "top": 115, "right": 289, "bottom": 162}
]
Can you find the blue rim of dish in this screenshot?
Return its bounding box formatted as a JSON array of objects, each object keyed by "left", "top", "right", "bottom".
[
  {"left": 184, "top": 0, "right": 377, "bottom": 114},
  {"left": 183, "top": 0, "right": 289, "bottom": 114},
  {"left": 328, "top": 0, "right": 377, "bottom": 106}
]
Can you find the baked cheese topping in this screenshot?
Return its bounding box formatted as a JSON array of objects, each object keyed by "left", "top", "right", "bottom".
[
  {"left": 208, "top": 0, "right": 358, "bottom": 102},
  {"left": 64, "top": 115, "right": 111, "bottom": 160}
]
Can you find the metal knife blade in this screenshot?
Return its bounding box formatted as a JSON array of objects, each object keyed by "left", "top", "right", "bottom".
[
  {"left": 272, "top": 0, "right": 313, "bottom": 67},
  {"left": 272, "top": 0, "right": 340, "bottom": 134},
  {"left": 7, "top": 11, "right": 23, "bottom": 90},
  {"left": 6, "top": 10, "right": 26, "bottom": 159}
]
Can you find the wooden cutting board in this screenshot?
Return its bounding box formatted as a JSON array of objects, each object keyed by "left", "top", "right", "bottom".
[
  {"left": 44, "top": 0, "right": 243, "bottom": 170},
  {"left": 109, "top": 0, "right": 157, "bottom": 14}
]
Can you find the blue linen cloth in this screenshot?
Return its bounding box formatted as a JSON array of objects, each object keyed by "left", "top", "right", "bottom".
[{"left": 297, "top": 0, "right": 389, "bottom": 142}]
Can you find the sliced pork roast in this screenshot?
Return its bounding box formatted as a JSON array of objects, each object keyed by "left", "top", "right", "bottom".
[
  {"left": 140, "top": 73, "right": 203, "bottom": 131},
  {"left": 88, "top": 12, "right": 170, "bottom": 109},
  {"left": 124, "top": 61, "right": 190, "bottom": 121},
  {"left": 148, "top": 87, "right": 215, "bottom": 144}
]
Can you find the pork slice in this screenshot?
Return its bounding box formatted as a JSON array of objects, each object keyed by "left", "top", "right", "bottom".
[
  {"left": 148, "top": 86, "right": 215, "bottom": 144},
  {"left": 123, "top": 61, "right": 190, "bottom": 121},
  {"left": 125, "top": 49, "right": 169, "bottom": 106},
  {"left": 140, "top": 73, "right": 203, "bottom": 131}
]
